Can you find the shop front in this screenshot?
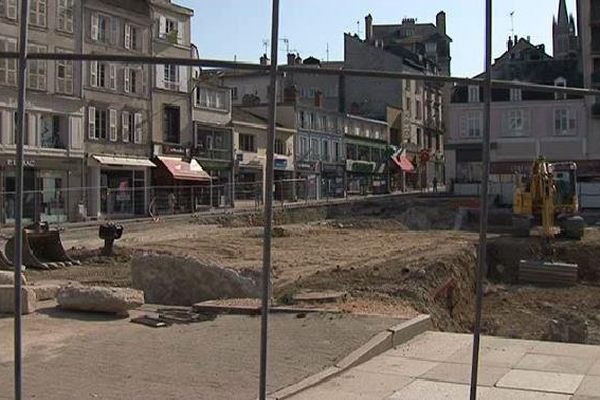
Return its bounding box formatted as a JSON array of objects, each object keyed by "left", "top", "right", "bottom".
[
  {"left": 0, "top": 156, "right": 84, "bottom": 225},
  {"left": 87, "top": 155, "right": 155, "bottom": 219},
  {"left": 274, "top": 157, "right": 295, "bottom": 201},
  {"left": 346, "top": 159, "right": 389, "bottom": 195},
  {"left": 295, "top": 160, "right": 320, "bottom": 200},
  {"left": 320, "top": 162, "right": 345, "bottom": 198},
  {"left": 153, "top": 156, "right": 212, "bottom": 213}
]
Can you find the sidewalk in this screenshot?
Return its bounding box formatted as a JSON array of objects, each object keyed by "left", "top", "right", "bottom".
[{"left": 285, "top": 331, "right": 600, "bottom": 400}]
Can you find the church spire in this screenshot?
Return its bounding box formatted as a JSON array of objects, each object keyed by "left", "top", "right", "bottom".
[{"left": 557, "top": 0, "right": 568, "bottom": 26}]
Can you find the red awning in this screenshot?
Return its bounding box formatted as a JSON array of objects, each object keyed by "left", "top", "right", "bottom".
[
  {"left": 158, "top": 157, "right": 211, "bottom": 182},
  {"left": 393, "top": 154, "right": 415, "bottom": 173}
]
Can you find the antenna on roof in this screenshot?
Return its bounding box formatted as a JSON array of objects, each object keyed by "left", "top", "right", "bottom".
[
  {"left": 280, "top": 38, "right": 290, "bottom": 54},
  {"left": 356, "top": 20, "right": 362, "bottom": 36},
  {"left": 509, "top": 11, "right": 515, "bottom": 37},
  {"left": 326, "top": 43, "right": 330, "bottom": 62},
  {"left": 262, "top": 39, "right": 269, "bottom": 55}
]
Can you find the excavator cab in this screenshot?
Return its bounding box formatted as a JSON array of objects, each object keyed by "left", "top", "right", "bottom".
[{"left": 551, "top": 162, "right": 578, "bottom": 214}]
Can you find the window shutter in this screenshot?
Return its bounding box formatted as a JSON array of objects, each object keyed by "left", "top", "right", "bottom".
[
  {"left": 159, "top": 16, "right": 166, "bottom": 38},
  {"left": 134, "top": 112, "right": 142, "bottom": 144},
  {"left": 69, "top": 116, "right": 83, "bottom": 150},
  {"left": 109, "top": 109, "right": 117, "bottom": 141},
  {"left": 124, "top": 23, "right": 131, "bottom": 49},
  {"left": 91, "top": 13, "right": 99, "bottom": 40},
  {"left": 122, "top": 111, "right": 130, "bottom": 142},
  {"left": 90, "top": 61, "right": 97, "bottom": 87},
  {"left": 110, "top": 64, "right": 116, "bottom": 90},
  {"left": 179, "top": 66, "right": 188, "bottom": 93},
  {"left": 123, "top": 67, "right": 130, "bottom": 93},
  {"left": 88, "top": 107, "right": 96, "bottom": 139},
  {"left": 7, "top": 0, "right": 17, "bottom": 19},
  {"left": 459, "top": 116, "right": 467, "bottom": 138},
  {"left": 27, "top": 113, "right": 37, "bottom": 147},
  {"left": 141, "top": 68, "right": 147, "bottom": 95},
  {"left": 177, "top": 21, "right": 184, "bottom": 44},
  {"left": 156, "top": 65, "right": 165, "bottom": 89}
]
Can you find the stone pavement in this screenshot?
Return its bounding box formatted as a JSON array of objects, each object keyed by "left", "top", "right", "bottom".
[
  {"left": 0, "top": 305, "right": 402, "bottom": 400},
  {"left": 287, "top": 332, "right": 600, "bottom": 400}
]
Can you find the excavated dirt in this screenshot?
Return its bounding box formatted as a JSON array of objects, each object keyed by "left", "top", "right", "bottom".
[{"left": 22, "top": 205, "right": 600, "bottom": 345}]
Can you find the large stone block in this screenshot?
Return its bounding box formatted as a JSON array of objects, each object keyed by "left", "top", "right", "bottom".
[
  {"left": 131, "top": 253, "right": 261, "bottom": 306},
  {"left": 57, "top": 285, "right": 144, "bottom": 314},
  {"left": 0, "top": 271, "right": 26, "bottom": 285},
  {"left": 0, "top": 285, "right": 36, "bottom": 314},
  {"left": 28, "top": 284, "right": 61, "bottom": 301}
]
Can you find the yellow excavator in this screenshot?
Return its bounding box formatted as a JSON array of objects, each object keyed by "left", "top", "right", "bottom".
[{"left": 513, "top": 157, "right": 584, "bottom": 240}]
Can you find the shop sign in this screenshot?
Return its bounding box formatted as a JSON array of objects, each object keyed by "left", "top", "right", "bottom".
[
  {"left": 5, "top": 159, "right": 36, "bottom": 167},
  {"left": 162, "top": 144, "right": 188, "bottom": 156},
  {"left": 274, "top": 158, "right": 288, "bottom": 170},
  {"left": 321, "top": 163, "right": 341, "bottom": 174},
  {"left": 346, "top": 159, "right": 375, "bottom": 174},
  {"left": 296, "top": 161, "right": 318, "bottom": 173}
]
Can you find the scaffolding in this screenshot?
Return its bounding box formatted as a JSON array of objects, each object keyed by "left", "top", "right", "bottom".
[{"left": 6, "top": 1, "right": 600, "bottom": 399}]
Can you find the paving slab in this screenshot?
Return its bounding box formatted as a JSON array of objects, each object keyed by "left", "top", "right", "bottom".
[
  {"left": 575, "top": 376, "right": 600, "bottom": 397},
  {"left": 587, "top": 360, "right": 600, "bottom": 376},
  {"left": 496, "top": 370, "right": 585, "bottom": 395},
  {"left": 291, "top": 370, "right": 413, "bottom": 400},
  {"left": 447, "top": 343, "right": 529, "bottom": 368},
  {"left": 419, "top": 361, "right": 509, "bottom": 387},
  {"left": 515, "top": 353, "right": 596, "bottom": 375},
  {"left": 386, "top": 379, "right": 491, "bottom": 399},
  {"left": 385, "top": 331, "right": 471, "bottom": 362},
  {"left": 480, "top": 388, "right": 571, "bottom": 400},
  {"left": 530, "top": 341, "right": 600, "bottom": 359},
  {"left": 354, "top": 355, "right": 438, "bottom": 378}
]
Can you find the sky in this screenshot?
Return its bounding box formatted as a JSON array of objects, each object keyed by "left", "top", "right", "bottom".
[{"left": 177, "top": 0, "right": 577, "bottom": 77}]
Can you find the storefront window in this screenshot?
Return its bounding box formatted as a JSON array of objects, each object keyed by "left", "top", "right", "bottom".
[
  {"left": 38, "top": 170, "right": 67, "bottom": 223},
  {"left": 346, "top": 143, "right": 357, "bottom": 160},
  {"left": 358, "top": 145, "right": 370, "bottom": 161}
]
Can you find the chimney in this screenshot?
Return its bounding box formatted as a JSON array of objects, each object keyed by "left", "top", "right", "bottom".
[
  {"left": 507, "top": 36, "right": 514, "bottom": 51},
  {"left": 514, "top": 35, "right": 518, "bottom": 44},
  {"left": 287, "top": 53, "right": 296, "bottom": 66},
  {"left": 260, "top": 54, "right": 270, "bottom": 66},
  {"left": 315, "top": 90, "right": 324, "bottom": 108},
  {"left": 295, "top": 53, "right": 302, "bottom": 64},
  {"left": 526, "top": 35, "right": 531, "bottom": 42},
  {"left": 365, "top": 14, "right": 373, "bottom": 42},
  {"left": 436, "top": 11, "right": 446, "bottom": 35}
]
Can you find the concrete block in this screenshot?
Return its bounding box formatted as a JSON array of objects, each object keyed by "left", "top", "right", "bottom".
[
  {"left": 0, "top": 285, "right": 36, "bottom": 314},
  {"left": 387, "top": 314, "right": 433, "bottom": 347},
  {"left": 269, "top": 366, "right": 341, "bottom": 400},
  {"left": 386, "top": 331, "right": 471, "bottom": 362},
  {"left": 496, "top": 370, "right": 584, "bottom": 395},
  {"left": 28, "top": 284, "right": 60, "bottom": 301},
  {"left": 335, "top": 331, "right": 393, "bottom": 370},
  {"left": 0, "top": 271, "right": 26, "bottom": 285}
]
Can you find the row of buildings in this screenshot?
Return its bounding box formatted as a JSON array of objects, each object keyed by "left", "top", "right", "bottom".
[
  {"left": 0, "top": 0, "right": 452, "bottom": 223},
  {"left": 445, "top": 0, "right": 600, "bottom": 208}
]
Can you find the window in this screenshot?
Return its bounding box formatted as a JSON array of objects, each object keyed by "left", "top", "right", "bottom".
[
  {"left": 239, "top": 133, "right": 255, "bottom": 152},
  {"left": 365, "top": 127, "right": 371, "bottom": 138},
  {"left": 322, "top": 140, "right": 330, "bottom": 161},
  {"left": 274, "top": 138, "right": 286, "bottom": 155},
  {"left": 299, "top": 111, "right": 306, "bottom": 128},
  {"left": 164, "top": 64, "right": 178, "bottom": 84},
  {"left": 196, "top": 87, "right": 228, "bottom": 111},
  {"left": 29, "top": 0, "right": 47, "bottom": 28},
  {"left": 0, "top": 37, "right": 17, "bottom": 86},
  {"left": 461, "top": 111, "right": 482, "bottom": 138},
  {"left": 320, "top": 116, "right": 327, "bottom": 131},
  {"left": 308, "top": 113, "right": 314, "bottom": 129},
  {"left": 299, "top": 136, "right": 309, "bottom": 159},
  {"left": 134, "top": 112, "right": 142, "bottom": 144},
  {"left": 124, "top": 24, "right": 138, "bottom": 50},
  {"left": 92, "top": 13, "right": 116, "bottom": 44},
  {"left": 507, "top": 110, "right": 525, "bottom": 135},
  {"left": 98, "top": 63, "right": 106, "bottom": 87},
  {"left": 416, "top": 100, "right": 422, "bottom": 120},
  {"left": 374, "top": 129, "right": 381, "bottom": 140},
  {"left": 232, "top": 87, "right": 238, "bottom": 100},
  {"left": 346, "top": 143, "right": 357, "bottom": 160},
  {"left": 554, "top": 109, "right": 576, "bottom": 135},
  {"left": 125, "top": 68, "right": 143, "bottom": 95},
  {"left": 468, "top": 85, "right": 480, "bottom": 103},
  {"left": 353, "top": 123, "right": 361, "bottom": 136},
  {"left": 57, "top": 0, "right": 73, "bottom": 33},
  {"left": 510, "top": 88, "right": 522, "bottom": 102},
  {"left": 0, "top": 0, "right": 17, "bottom": 19},
  {"left": 39, "top": 114, "right": 66, "bottom": 149},
  {"left": 310, "top": 138, "right": 320, "bottom": 160},
  {"left": 555, "top": 77, "right": 567, "bottom": 100},
  {"left": 109, "top": 109, "right": 117, "bottom": 141},
  {"left": 163, "top": 106, "right": 180, "bottom": 143},
  {"left": 56, "top": 51, "right": 73, "bottom": 95},
  {"left": 334, "top": 142, "right": 341, "bottom": 161},
  {"left": 89, "top": 108, "right": 107, "bottom": 140},
  {"left": 159, "top": 16, "right": 180, "bottom": 43},
  {"left": 417, "top": 128, "right": 422, "bottom": 146},
  {"left": 28, "top": 44, "right": 46, "bottom": 90}
]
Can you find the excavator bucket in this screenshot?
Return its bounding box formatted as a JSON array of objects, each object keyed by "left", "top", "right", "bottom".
[{"left": 5, "top": 223, "right": 80, "bottom": 270}]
